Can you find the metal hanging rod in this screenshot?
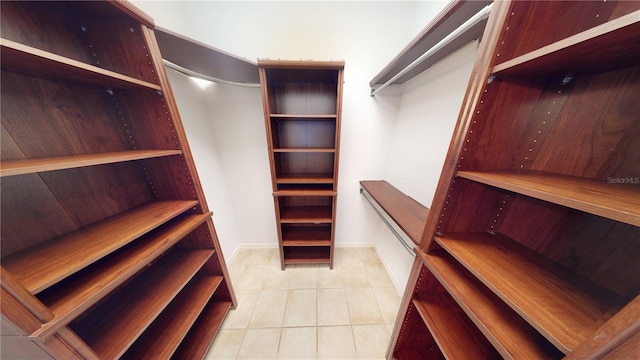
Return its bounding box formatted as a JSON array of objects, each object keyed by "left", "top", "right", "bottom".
[
  {"left": 371, "top": 3, "right": 493, "bottom": 97},
  {"left": 163, "top": 59, "right": 261, "bottom": 88}
]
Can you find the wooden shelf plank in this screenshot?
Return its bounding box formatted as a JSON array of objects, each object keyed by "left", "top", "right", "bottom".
[
  {"left": 456, "top": 170, "right": 640, "bottom": 226},
  {"left": 412, "top": 293, "right": 500, "bottom": 360},
  {"left": 0, "top": 150, "right": 182, "bottom": 177},
  {"left": 121, "top": 275, "right": 223, "bottom": 359},
  {"left": 283, "top": 240, "right": 332, "bottom": 247},
  {"left": 273, "top": 148, "right": 335, "bottom": 153},
  {"left": 435, "top": 232, "right": 624, "bottom": 353},
  {"left": 0, "top": 38, "right": 161, "bottom": 91},
  {"left": 280, "top": 206, "right": 332, "bottom": 223},
  {"left": 74, "top": 249, "right": 213, "bottom": 359},
  {"left": 274, "top": 190, "right": 337, "bottom": 197},
  {"left": 417, "top": 248, "right": 563, "bottom": 359},
  {"left": 283, "top": 246, "right": 331, "bottom": 264},
  {"left": 172, "top": 300, "right": 233, "bottom": 360},
  {"left": 360, "top": 180, "right": 429, "bottom": 245},
  {"left": 277, "top": 173, "right": 334, "bottom": 184},
  {"left": 270, "top": 114, "right": 336, "bottom": 120},
  {"left": 3, "top": 200, "right": 199, "bottom": 294},
  {"left": 34, "top": 213, "right": 211, "bottom": 338},
  {"left": 492, "top": 10, "right": 640, "bottom": 77},
  {"left": 282, "top": 224, "right": 331, "bottom": 242}
]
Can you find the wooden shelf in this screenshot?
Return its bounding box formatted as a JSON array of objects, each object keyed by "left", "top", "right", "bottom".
[
  {"left": 360, "top": 180, "right": 428, "bottom": 245},
  {"left": 435, "top": 232, "right": 624, "bottom": 353},
  {"left": 281, "top": 224, "right": 331, "bottom": 243},
  {"left": 283, "top": 246, "right": 331, "bottom": 264},
  {"left": 456, "top": 170, "right": 640, "bottom": 227},
  {"left": 273, "top": 148, "right": 335, "bottom": 153},
  {"left": 0, "top": 150, "right": 183, "bottom": 177},
  {"left": 121, "top": 275, "right": 223, "bottom": 359},
  {"left": 72, "top": 248, "right": 213, "bottom": 359},
  {"left": 274, "top": 190, "right": 337, "bottom": 197},
  {"left": 2, "top": 200, "right": 198, "bottom": 294},
  {"left": 412, "top": 293, "right": 500, "bottom": 360},
  {"left": 280, "top": 206, "right": 332, "bottom": 223},
  {"left": 492, "top": 10, "right": 640, "bottom": 77},
  {"left": 172, "top": 300, "right": 233, "bottom": 360},
  {"left": 34, "top": 213, "right": 211, "bottom": 338},
  {"left": 417, "top": 248, "right": 563, "bottom": 359},
  {"left": 270, "top": 114, "right": 336, "bottom": 119},
  {"left": 0, "top": 38, "right": 161, "bottom": 91},
  {"left": 277, "top": 174, "right": 334, "bottom": 184}
]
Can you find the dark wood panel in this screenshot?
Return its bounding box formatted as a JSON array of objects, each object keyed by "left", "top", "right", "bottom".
[
  {"left": 268, "top": 82, "right": 338, "bottom": 115},
  {"left": 393, "top": 301, "right": 445, "bottom": 360},
  {"left": 271, "top": 118, "right": 336, "bottom": 149},
  {"left": 172, "top": 300, "right": 233, "bottom": 360},
  {"left": 1, "top": 72, "right": 132, "bottom": 160},
  {"left": 0, "top": 174, "right": 78, "bottom": 256},
  {"left": 495, "top": 1, "right": 640, "bottom": 63},
  {"left": 274, "top": 152, "right": 335, "bottom": 177}
]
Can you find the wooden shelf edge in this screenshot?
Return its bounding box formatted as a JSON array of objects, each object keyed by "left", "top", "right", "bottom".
[
  {"left": 79, "top": 249, "right": 214, "bottom": 359},
  {"left": 456, "top": 170, "right": 640, "bottom": 226},
  {"left": 282, "top": 241, "right": 332, "bottom": 247},
  {"left": 274, "top": 190, "right": 337, "bottom": 197},
  {"left": 122, "top": 275, "right": 224, "bottom": 359},
  {"left": 34, "top": 213, "right": 212, "bottom": 339},
  {"left": 273, "top": 148, "right": 335, "bottom": 153},
  {"left": 0, "top": 38, "right": 161, "bottom": 91},
  {"left": 434, "top": 232, "right": 624, "bottom": 353},
  {"left": 415, "top": 247, "right": 564, "bottom": 359},
  {"left": 270, "top": 114, "right": 337, "bottom": 119},
  {"left": 492, "top": 10, "right": 640, "bottom": 76},
  {"left": 0, "top": 150, "right": 183, "bottom": 177},
  {"left": 3, "top": 200, "right": 199, "bottom": 294},
  {"left": 172, "top": 300, "right": 233, "bottom": 360}
]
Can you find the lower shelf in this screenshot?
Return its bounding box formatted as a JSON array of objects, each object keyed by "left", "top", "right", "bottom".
[
  {"left": 412, "top": 292, "right": 500, "bottom": 360},
  {"left": 172, "top": 299, "right": 233, "bottom": 359},
  {"left": 283, "top": 246, "right": 331, "bottom": 265},
  {"left": 70, "top": 248, "right": 213, "bottom": 359},
  {"left": 121, "top": 275, "right": 223, "bottom": 359}
]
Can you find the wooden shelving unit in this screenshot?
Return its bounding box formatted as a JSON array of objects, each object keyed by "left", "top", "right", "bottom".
[
  {"left": 389, "top": 1, "right": 640, "bottom": 359},
  {"left": 259, "top": 60, "right": 344, "bottom": 269},
  {"left": 0, "top": 1, "right": 236, "bottom": 358}
]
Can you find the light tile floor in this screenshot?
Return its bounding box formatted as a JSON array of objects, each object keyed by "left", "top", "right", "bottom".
[{"left": 205, "top": 246, "right": 401, "bottom": 359}]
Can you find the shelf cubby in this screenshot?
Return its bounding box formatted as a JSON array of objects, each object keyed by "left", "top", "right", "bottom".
[
  {"left": 283, "top": 246, "right": 331, "bottom": 265},
  {"left": 281, "top": 224, "right": 332, "bottom": 246},
  {"left": 434, "top": 232, "right": 624, "bottom": 353},
  {"left": 457, "top": 170, "right": 640, "bottom": 227},
  {"left": 70, "top": 248, "right": 213, "bottom": 359},
  {"left": 0, "top": 1, "right": 157, "bottom": 83},
  {"left": 417, "top": 248, "right": 563, "bottom": 359},
  {"left": 492, "top": 10, "right": 640, "bottom": 77},
  {"left": 1, "top": 39, "right": 161, "bottom": 90}
]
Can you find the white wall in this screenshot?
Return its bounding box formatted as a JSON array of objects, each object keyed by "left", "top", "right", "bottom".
[
  {"left": 164, "top": 69, "right": 241, "bottom": 259},
  {"left": 133, "top": 0, "right": 477, "bottom": 292}
]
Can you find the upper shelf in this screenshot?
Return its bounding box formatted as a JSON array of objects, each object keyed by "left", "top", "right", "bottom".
[
  {"left": 154, "top": 27, "right": 259, "bottom": 85},
  {"left": 492, "top": 10, "right": 640, "bottom": 77},
  {"left": 456, "top": 170, "right": 640, "bottom": 227},
  {"left": 0, "top": 38, "right": 161, "bottom": 90},
  {"left": 369, "top": 0, "right": 492, "bottom": 89},
  {"left": 360, "top": 180, "right": 428, "bottom": 245}
]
